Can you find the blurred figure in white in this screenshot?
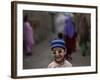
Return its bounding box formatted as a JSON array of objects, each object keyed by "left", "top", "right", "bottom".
[{"left": 54, "top": 12, "right": 74, "bottom": 34}]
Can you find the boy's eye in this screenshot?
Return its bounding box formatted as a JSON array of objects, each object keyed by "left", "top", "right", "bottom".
[
  {"left": 58, "top": 50, "right": 62, "bottom": 53},
  {"left": 53, "top": 51, "right": 56, "bottom": 54},
  {"left": 52, "top": 50, "right": 63, "bottom": 54}
]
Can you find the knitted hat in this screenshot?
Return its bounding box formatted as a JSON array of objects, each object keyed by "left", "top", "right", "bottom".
[{"left": 51, "top": 39, "right": 66, "bottom": 49}]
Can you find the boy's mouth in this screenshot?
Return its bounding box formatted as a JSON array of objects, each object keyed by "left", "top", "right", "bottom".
[
  {"left": 55, "top": 56, "right": 63, "bottom": 61},
  {"left": 55, "top": 56, "right": 61, "bottom": 59},
  {"left": 55, "top": 58, "right": 65, "bottom": 64},
  {"left": 55, "top": 55, "right": 62, "bottom": 58}
]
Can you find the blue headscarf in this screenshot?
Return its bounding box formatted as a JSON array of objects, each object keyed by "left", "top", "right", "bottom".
[{"left": 64, "top": 17, "right": 75, "bottom": 38}]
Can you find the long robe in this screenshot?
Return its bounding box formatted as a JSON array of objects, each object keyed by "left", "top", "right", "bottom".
[
  {"left": 64, "top": 17, "right": 76, "bottom": 58},
  {"left": 23, "top": 22, "right": 34, "bottom": 54}
]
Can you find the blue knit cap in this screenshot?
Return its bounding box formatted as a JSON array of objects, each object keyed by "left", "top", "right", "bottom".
[{"left": 51, "top": 39, "right": 66, "bottom": 49}]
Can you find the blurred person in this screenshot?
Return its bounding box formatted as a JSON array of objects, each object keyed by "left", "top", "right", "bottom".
[
  {"left": 48, "top": 39, "right": 72, "bottom": 68},
  {"left": 54, "top": 13, "right": 74, "bottom": 34},
  {"left": 23, "top": 15, "right": 34, "bottom": 56},
  {"left": 64, "top": 16, "right": 76, "bottom": 60},
  {"left": 54, "top": 13, "right": 67, "bottom": 35},
  {"left": 57, "top": 32, "right": 64, "bottom": 40},
  {"left": 79, "top": 15, "right": 90, "bottom": 56}
]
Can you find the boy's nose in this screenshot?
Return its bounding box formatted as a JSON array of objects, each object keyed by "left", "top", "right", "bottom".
[{"left": 55, "top": 51, "right": 59, "bottom": 56}]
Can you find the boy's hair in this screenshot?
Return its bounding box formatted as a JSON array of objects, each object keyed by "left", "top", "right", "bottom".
[
  {"left": 51, "top": 39, "right": 66, "bottom": 50},
  {"left": 58, "top": 33, "right": 63, "bottom": 39}
]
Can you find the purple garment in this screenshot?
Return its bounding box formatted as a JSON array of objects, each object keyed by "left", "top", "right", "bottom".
[
  {"left": 64, "top": 17, "right": 75, "bottom": 38},
  {"left": 23, "top": 22, "right": 34, "bottom": 53}
]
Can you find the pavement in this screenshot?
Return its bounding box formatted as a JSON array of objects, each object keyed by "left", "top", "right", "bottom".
[{"left": 23, "top": 34, "right": 90, "bottom": 69}]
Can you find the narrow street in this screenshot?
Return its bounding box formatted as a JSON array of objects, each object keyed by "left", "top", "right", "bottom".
[{"left": 23, "top": 34, "right": 90, "bottom": 69}]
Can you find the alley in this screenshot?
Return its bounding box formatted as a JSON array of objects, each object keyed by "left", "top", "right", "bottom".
[{"left": 23, "top": 34, "right": 90, "bottom": 69}]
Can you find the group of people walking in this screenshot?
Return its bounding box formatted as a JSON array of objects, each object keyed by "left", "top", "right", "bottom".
[
  {"left": 48, "top": 13, "right": 90, "bottom": 68},
  {"left": 54, "top": 13, "right": 90, "bottom": 60}
]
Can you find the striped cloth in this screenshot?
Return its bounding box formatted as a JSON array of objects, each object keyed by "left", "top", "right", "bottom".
[{"left": 51, "top": 39, "right": 66, "bottom": 49}]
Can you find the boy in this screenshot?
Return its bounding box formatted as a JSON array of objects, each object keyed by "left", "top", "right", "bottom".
[{"left": 48, "top": 39, "right": 72, "bottom": 68}]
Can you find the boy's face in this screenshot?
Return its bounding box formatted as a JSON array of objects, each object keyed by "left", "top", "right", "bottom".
[{"left": 52, "top": 47, "right": 66, "bottom": 63}]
